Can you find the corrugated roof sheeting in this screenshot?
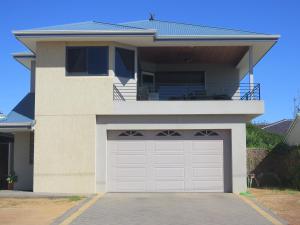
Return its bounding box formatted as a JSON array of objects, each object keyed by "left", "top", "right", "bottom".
[
  {"left": 120, "top": 20, "right": 264, "bottom": 36},
  {"left": 29, "top": 21, "right": 146, "bottom": 31},
  {"left": 0, "top": 93, "right": 35, "bottom": 125}
]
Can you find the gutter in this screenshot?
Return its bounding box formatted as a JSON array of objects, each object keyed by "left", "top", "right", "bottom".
[
  {"left": 155, "top": 35, "right": 280, "bottom": 42},
  {"left": 0, "top": 121, "right": 35, "bottom": 130},
  {"left": 13, "top": 29, "right": 157, "bottom": 37},
  {"left": 12, "top": 52, "right": 35, "bottom": 58},
  {"left": 13, "top": 29, "right": 280, "bottom": 41}
]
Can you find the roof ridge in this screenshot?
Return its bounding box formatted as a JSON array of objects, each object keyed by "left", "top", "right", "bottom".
[{"left": 123, "top": 19, "right": 266, "bottom": 35}]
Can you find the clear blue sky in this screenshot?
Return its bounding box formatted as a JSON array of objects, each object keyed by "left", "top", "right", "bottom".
[{"left": 1, "top": 0, "right": 299, "bottom": 122}]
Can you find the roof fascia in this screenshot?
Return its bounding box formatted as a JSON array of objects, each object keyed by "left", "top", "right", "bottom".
[
  {"left": 13, "top": 29, "right": 157, "bottom": 36},
  {"left": 155, "top": 35, "right": 280, "bottom": 41}
]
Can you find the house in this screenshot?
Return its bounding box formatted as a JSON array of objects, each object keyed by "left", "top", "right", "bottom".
[
  {"left": 261, "top": 119, "right": 293, "bottom": 136},
  {"left": 0, "top": 19, "right": 279, "bottom": 193},
  {"left": 285, "top": 114, "right": 300, "bottom": 146},
  {"left": 0, "top": 112, "right": 6, "bottom": 120}
]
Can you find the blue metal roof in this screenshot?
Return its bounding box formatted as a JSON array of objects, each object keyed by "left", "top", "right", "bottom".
[
  {"left": 0, "top": 93, "right": 35, "bottom": 125},
  {"left": 29, "top": 21, "right": 147, "bottom": 31},
  {"left": 18, "top": 19, "right": 267, "bottom": 37},
  {"left": 120, "top": 20, "right": 264, "bottom": 36}
]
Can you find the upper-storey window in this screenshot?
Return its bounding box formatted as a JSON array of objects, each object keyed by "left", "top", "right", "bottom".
[
  {"left": 115, "top": 47, "right": 135, "bottom": 78},
  {"left": 66, "top": 47, "right": 108, "bottom": 76}
]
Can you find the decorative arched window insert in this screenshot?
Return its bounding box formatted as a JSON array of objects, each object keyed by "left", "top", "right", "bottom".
[
  {"left": 118, "top": 130, "right": 143, "bottom": 137},
  {"left": 194, "top": 130, "right": 219, "bottom": 137},
  {"left": 156, "top": 130, "right": 181, "bottom": 137}
]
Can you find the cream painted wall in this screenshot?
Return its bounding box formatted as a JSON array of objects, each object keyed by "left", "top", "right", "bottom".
[
  {"left": 34, "top": 115, "right": 96, "bottom": 193},
  {"left": 14, "top": 132, "right": 33, "bottom": 191},
  {"left": 35, "top": 42, "right": 113, "bottom": 116},
  {"left": 34, "top": 41, "right": 114, "bottom": 193}
]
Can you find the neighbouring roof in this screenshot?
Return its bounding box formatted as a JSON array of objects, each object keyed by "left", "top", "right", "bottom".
[
  {"left": 262, "top": 119, "right": 293, "bottom": 136},
  {"left": 0, "top": 93, "right": 35, "bottom": 130}
]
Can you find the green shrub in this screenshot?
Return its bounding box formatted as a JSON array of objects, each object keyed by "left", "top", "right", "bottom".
[{"left": 246, "top": 123, "right": 283, "bottom": 150}]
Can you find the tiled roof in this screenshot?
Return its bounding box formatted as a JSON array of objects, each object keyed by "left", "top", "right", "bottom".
[
  {"left": 120, "top": 20, "right": 264, "bottom": 36},
  {"left": 0, "top": 93, "right": 35, "bottom": 125}
]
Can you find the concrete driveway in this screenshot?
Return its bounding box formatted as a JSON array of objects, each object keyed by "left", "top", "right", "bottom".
[{"left": 70, "top": 193, "right": 275, "bottom": 225}]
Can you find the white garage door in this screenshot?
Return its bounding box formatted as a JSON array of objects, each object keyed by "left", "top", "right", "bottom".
[{"left": 107, "top": 130, "right": 225, "bottom": 192}]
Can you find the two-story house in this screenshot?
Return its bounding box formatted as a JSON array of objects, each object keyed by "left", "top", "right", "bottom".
[{"left": 0, "top": 19, "right": 279, "bottom": 193}]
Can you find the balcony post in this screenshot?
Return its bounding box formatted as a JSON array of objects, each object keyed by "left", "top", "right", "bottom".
[{"left": 249, "top": 46, "right": 254, "bottom": 99}]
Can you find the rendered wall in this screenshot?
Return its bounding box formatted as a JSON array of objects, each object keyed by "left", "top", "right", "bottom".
[
  {"left": 14, "top": 132, "right": 33, "bottom": 191},
  {"left": 34, "top": 42, "right": 113, "bottom": 193}
]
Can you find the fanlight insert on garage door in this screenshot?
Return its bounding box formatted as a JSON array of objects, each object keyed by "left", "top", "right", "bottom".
[
  {"left": 194, "top": 130, "right": 219, "bottom": 136},
  {"left": 118, "top": 130, "right": 143, "bottom": 137},
  {"left": 156, "top": 130, "right": 181, "bottom": 136}
]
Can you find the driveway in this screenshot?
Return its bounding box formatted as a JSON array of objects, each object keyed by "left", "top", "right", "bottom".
[{"left": 70, "top": 193, "right": 275, "bottom": 225}]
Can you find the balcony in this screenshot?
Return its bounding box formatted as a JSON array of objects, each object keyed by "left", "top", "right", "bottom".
[{"left": 113, "top": 82, "right": 261, "bottom": 101}]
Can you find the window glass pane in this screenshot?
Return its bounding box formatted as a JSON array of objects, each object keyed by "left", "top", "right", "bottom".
[
  {"left": 115, "top": 48, "right": 135, "bottom": 78},
  {"left": 88, "top": 47, "right": 108, "bottom": 75},
  {"left": 66, "top": 47, "right": 87, "bottom": 73}
]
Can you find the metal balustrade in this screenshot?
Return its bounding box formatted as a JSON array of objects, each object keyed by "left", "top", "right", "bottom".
[{"left": 113, "top": 82, "right": 261, "bottom": 101}]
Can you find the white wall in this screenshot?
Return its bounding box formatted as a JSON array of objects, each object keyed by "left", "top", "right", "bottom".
[{"left": 13, "top": 132, "right": 33, "bottom": 191}]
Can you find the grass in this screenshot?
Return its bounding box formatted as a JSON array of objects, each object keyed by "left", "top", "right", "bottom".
[
  {"left": 67, "top": 196, "right": 84, "bottom": 202},
  {"left": 240, "top": 191, "right": 254, "bottom": 198}
]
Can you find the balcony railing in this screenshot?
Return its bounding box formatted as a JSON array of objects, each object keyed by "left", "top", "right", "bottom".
[{"left": 113, "top": 83, "right": 261, "bottom": 101}]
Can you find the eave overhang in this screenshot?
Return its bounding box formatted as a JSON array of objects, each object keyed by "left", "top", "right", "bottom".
[{"left": 12, "top": 52, "right": 35, "bottom": 70}]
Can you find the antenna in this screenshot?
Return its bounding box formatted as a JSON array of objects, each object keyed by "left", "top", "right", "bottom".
[{"left": 149, "top": 13, "right": 155, "bottom": 21}]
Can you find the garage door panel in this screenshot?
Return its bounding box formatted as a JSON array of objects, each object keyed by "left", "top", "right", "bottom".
[
  {"left": 155, "top": 181, "right": 185, "bottom": 191},
  {"left": 152, "top": 154, "right": 185, "bottom": 164},
  {"left": 155, "top": 167, "right": 185, "bottom": 178},
  {"left": 193, "top": 167, "right": 223, "bottom": 177},
  {"left": 191, "top": 155, "right": 223, "bottom": 164},
  {"left": 116, "top": 167, "right": 146, "bottom": 177},
  {"left": 108, "top": 130, "right": 225, "bottom": 192},
  {"left": 154, "top": 142, "right": 184, "bottom": 152},
  {"left": 192, "top": 140, "right": 222, "bottom": 147},
  {"left": 115, "top": 142, "right": 147, "bottom": 152},
  {"left": 116, "top": 154, "right": 146, "bottom": 164}
]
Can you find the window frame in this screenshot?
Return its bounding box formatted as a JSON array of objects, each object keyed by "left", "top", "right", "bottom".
[{"left": 65, "top": 46, "right": 109, "bottom": 76}]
